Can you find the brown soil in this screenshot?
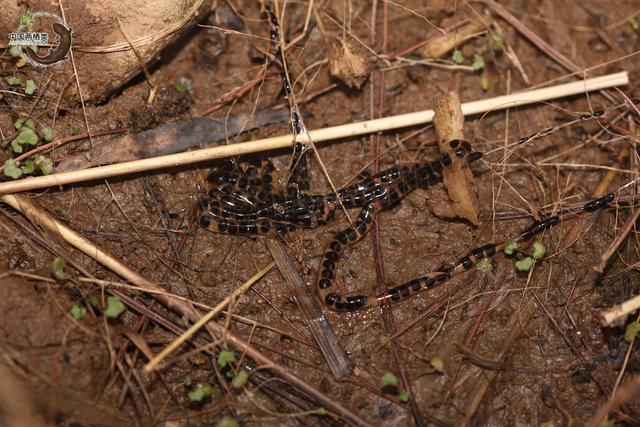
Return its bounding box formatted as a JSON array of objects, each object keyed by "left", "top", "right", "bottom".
[{"left": 1, "top": 1, "right": 640, "bottom": 426}]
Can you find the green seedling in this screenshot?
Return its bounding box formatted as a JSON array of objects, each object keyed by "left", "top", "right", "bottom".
[
  {"left": 472, "top": 54, "right": 485, "bottom": 71},
  {"left": 34, "top": 155, "right": 53, "bottom": 175},
  {"left": 217, "top": 350, "right": 236, "bottom": 368},
  {"left": 41, "top": 127, "right": 54, "bottom": 142},
  {"left": 24, "top": 80, "right": 37, "bottom": 95},
  {"left": 21, "top": 12, "right": 33, "bottom": 26},
  {"left": 532, "top": 241, "right": 547, "bottom": 260},
  {"left": 380, "top": 372, "right": 398, "bottom": 388},
  {"left": 174, "top": 83, "right": 188, "bottom": 93},
  {"left": 105, "top": 296, "right": 126, "bottom": 318},
  {"left": 51, "top": 257, "right": 66, "bottom": 280},
  {"left": 314, "top": 407, "right": 327, "bottom": 415},
  {"left": 188, "top": 383, "right": 213, "bottom": 402},
  {"left": 11, "top": 127, "right": 38, "bottom": 153},
  {"left": 624, "top": 321, "right": 640, "bottom": 343},
  {"left": 23, "top": 118, "right": 36, "bottom": 130},
  {"left": 515, "top": 257, "right": 533, "bottom": 272},
  {"left": 504, "top": 240, "right": 518, "bottom": 255},
  {"left": 430, "top": 356, "right": 444, "bottom": 373},
  {"left": 489, "top": 35, "right": 504, "bottom": 52},
  {"left": 231, "top": 370, "right": 248, "bottom": 389},
  {"left": 6, "top": 76, "right": 21, "bottom": 86},
  {"left": 398, "top": 391, "right": 411, "bottom": 402},
  {"left": 4, "top": 159, "right": 22, "bottom": 179},
  {"left": 20, "top": 160, "right": 34, "bottom": 174},
  {"left": 476, "top": 258, "right": 492, "bottom": 273},
  {"left": 452, "top": 49, "right": 464, "bottom": 65},
  {"left": 70, "top": 304, "right": 86, "bottom": 320}
]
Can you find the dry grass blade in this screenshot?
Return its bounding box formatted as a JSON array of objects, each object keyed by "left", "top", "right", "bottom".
[{"left": 143, "top": 262, "right": 275, "bottom": 372}]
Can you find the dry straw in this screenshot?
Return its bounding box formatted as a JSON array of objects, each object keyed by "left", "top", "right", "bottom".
[{"left": 0, "top": 71, "right": 628, "bottom": 196}]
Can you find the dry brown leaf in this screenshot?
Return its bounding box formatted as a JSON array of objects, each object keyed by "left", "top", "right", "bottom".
[
  {"left": 328, "top": 37, "right": 375, "bottom": 89},
  {"left": 433, "top": 91, "right": 480, "bottom": 225}
]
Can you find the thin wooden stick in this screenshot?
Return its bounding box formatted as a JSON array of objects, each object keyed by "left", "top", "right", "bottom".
[
  {"left": 143, "top": 261, "right": 276, "bottom": 372},
  {"left": 0, "top": 71, "right": 628, "bottom": 195}
]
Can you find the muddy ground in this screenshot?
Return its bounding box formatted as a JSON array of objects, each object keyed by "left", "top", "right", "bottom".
[{"left": 1, "top": 0, "right": 640, "bottom": 426}]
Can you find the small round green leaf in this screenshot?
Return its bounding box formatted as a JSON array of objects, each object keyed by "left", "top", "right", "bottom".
[
  {"left": 489, "top": 35, "right": 505, "bottom": 52},
  {"left": 4, "top": 159, "right": 23, "bottom": 179},
  {"left": 217, "top": 350, "right": 236, "bottom": 368},
  {"left": 6, "top": 76, "right": 21, "bottom": 86},
  {"left": 24, "top": 118, "right": 37, "bottom": 130},
  {"left": 70, "top": 305, "right": 86, "bottom": 320},
  {"left": 21, "top": 12, "right": 33, "bottom": 26},
  {"left": 624, "top": 321, "right": 640, "bottom": 343},
  {"left": 12, "top": 128, "right": 39, "bottom": 154},
  {"left": 24, "top": 80, "right": 37, "bottom": 95},
  {"left": 105, "top": 296, "right": 126, "bottom": 318},
  {"left": 380, "top": 372, "right": 398, "bottom": 388},
  {"left": 515, "top": 257, "right": 533, "bottom": 272},
  {"left": 504, "top": 240, "right": 518, "bottom": 255},
  {"left": 452, "top": 49, "right": 464, "bottom": 65},
  {"left": 188, "top": 383, "right": 213, "bottom": 402},
  {"left": 532, "top": 241, "right": 547, "bottom": 260},
  {"left": 476, "top": 258, "right": 493, "bottom": 273},
  {"left": 430, "top": 356, "right": 444, "bottom": 373},
  {"left": 11, "top": 140, "right": 23, "bottom": 154},
  {"left": 314, "top": 407, "right": 327, "bottom": 416},
  {"left": 174, "top": 83, "right": 188, "bottom": 93},
  {"left": 231, "top": 370, "right": 249, "bottom": 389},
  {"left": 41, "top": 127, "right": 54, "bottom": 142},
  {"left": 34, "top": 155, "right": 53, "bottom": 175},
  {"left": 398, "top": 391, "right": 411, "bottom": 402},
  {"left": 51, "top": 257, "right": 66, "bottom": 280},
  {"left": 472, "top": 54, "right": 485, "bottom": 71},
  {"left": 20, "top": 160, "right": 34, "bottom": 175}
]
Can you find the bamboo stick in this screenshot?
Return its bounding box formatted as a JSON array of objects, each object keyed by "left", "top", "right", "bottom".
[{"left": 0, "top": 71, "right": 628, "bottom": 195}]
